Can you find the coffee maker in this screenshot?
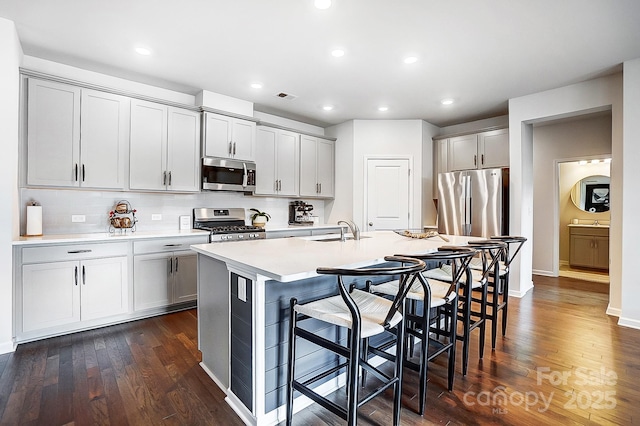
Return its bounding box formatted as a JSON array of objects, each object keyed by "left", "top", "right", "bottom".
[{"left": 288, "top": 201, "right": 314, "bottom": 226}]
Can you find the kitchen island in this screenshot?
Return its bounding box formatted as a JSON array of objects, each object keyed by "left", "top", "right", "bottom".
[{"left": 191, "top": 231, "right": 475, "bottom": 425}]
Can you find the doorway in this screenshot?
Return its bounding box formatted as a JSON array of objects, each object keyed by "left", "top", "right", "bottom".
[
  {"left": 364, "top": 158, "right": 411, "bottom": 231},
  {"left": 557, "top": 159, "right": 610, "bottom": 284}
]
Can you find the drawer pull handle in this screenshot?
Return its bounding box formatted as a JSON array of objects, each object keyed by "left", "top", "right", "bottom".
[
  {"left": 163, "top": 244, "right": 182, "bottom": 247},
  {"left": 67, "top": 249, "right": 92, "bottom": 254}
]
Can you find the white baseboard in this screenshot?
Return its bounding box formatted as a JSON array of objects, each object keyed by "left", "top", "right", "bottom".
[
  {"left": 532, "top": 269, "right": 555, "bottom": 277},
  {"left": 509, "top": 280, "right": 534, "bottom": 298},
  {"left": 606, "top": 305, "right": 621, "bottom": 317},
  {"left": 198, "top": 362, "right": 227, "bottom": 394},
  {"left": 617, "top": 316, "right": 640, "bottom": 329},
  {"left": 0, "top": 340, "right": 16, "bottom": 355}
]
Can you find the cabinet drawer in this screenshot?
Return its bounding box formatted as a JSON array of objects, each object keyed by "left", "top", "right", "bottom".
[
  {"left": 133, "top": 235, "right": 209, "bottom": 254},
  {"left": 569, "top": 227, "right": 609, "bottom": 237},
  {"left": 22, "top": 242, "right": 129, "bottom": 264}
]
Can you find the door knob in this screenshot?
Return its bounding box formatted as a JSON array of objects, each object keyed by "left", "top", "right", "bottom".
[{"left": 368, "top": 222, "right": 373, "bottom": 226}]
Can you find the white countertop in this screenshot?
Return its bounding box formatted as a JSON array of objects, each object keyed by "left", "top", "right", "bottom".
[
  {"left": 567, "top": 224, "right": 610, "bottom": 228},
  {"left": 265, "top": 224, "right": 343, "bottom": 232},
  {"left": 13, "top": 229, "right": 210, "bottom": 246},
  {"left": 191, "top": 230, "right": 479, "bottom": 282}
]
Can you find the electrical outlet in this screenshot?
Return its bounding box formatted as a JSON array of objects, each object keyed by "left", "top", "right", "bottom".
[
  {"left": 71, "top": 215, "right": 86, "bottom": 223},
  {"left": 238, "top": 277, "right": 247, "bottom": 302},
  {"left": 151, "top": 214, "right": 162, "bottom": 221}
]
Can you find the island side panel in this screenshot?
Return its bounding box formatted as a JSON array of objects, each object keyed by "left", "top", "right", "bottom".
[
  {"left": 197, "top": 253, "right": 230, "bottom": 390},
  {"left": 230, "top": 272, "right": 253, "bottom": 410}
]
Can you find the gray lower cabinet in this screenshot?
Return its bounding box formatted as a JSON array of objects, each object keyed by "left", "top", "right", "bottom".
[
  {"left": 569, "top": 226, "right": 609, "bottom": 270},
  {"left": 133, "top": 236, "right": 208, "bottom": 311},
  {"left": 16, "top": 241, "right": 129, "bottom": 342}
]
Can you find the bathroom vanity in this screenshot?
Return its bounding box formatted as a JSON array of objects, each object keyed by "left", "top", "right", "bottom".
[{"left": 568, "top": 224, "right": 610, "bottom": 270}]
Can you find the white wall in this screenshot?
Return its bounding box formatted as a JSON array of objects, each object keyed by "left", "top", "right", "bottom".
[
  {"left": 352, "top": 120, "right": 425, "bottom": 230},
  {"left": 532, "top": 114, "right": 612, "bottom": 275},
  {"left": 325, "top": 120, "right": 354, "bottom": 225},
  {"left": 0, "top": 18, "right": 22, "bottom": 354},
  {"left": 619, "top": 59, "right": 640, "bottom": 328},
  {"left": 509, "top": 73, "right": 623, "bottom": 313}
]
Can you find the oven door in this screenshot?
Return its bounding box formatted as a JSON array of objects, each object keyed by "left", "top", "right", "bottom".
[{"left": 202, "top": 157, "right": 256, "bottom": 192}]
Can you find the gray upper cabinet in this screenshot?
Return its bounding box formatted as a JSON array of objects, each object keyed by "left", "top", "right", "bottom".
[
  {"left": 203, "top": 112, "right": 256, "bottom": 161},
  {"left": 255, "top": 126, "right": 299, "bottom": 196},
  {"left": 130, "top": 99, "right": 200, "bottom": 192},
  {"left": 27, "top": 78, "right": 129, "bottom": 189},
  {"left": 299, "top": 135, "right": 334, "bottom": 198},
  {"left": 447, "top": 128, "right": 509, "bottom": 171}
]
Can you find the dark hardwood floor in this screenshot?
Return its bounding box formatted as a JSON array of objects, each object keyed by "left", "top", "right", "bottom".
[{"left": 1, "top": 275, "right": 638, "bottom": 425}]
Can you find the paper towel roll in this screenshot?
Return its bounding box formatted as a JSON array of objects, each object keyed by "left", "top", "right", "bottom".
[{"left": 26, "top": 205, "right": 43, "bottom": 236}]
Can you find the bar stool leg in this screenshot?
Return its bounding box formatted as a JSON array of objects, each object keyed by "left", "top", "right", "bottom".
[
  {"left": 286, "top": 298, "right": 298, "bottom": 426},
  {"left": 394, "top": 317, "right": 406, "bottom": 425}
]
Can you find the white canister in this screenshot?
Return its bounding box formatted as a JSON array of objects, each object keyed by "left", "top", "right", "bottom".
[
  {"left": 26, "top": 205, "right": 43, "bottom": 236},
  {"left": 572, "top": 218, "right": 579, "bottom": 225}
]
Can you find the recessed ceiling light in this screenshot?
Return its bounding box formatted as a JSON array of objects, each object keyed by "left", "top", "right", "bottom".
[
  {"left": 135, "top": 46, "right": 152, "bottom": 56},
  {"left": 441, "top": 98, "right": 454, "bottom": 105},
  {"left": 403, "top": 56, "right": 418, "bottom": 64},
  {"left": 331, "top": 49, "right": 345, "bottom": 57},
  {"left": 578, "top": 160, "right": 588, "bottom": 165},
  {"left": 591, "top": 159, "right": 600, "bottom": 164},
  {"left": 315, "top": 0, "right": 331, "bottom": 9},
  {"left": 378, "top": 106, "right": 389, "bottom": 112},
  {"left": 250, "top": 82, "right": 263, "bottom": 89},
  {"left": 604, "top": 158, "right": 612, "bottom": 163},
  {"left": 323, "top": 105, "right": 334, "bottom": 111}
]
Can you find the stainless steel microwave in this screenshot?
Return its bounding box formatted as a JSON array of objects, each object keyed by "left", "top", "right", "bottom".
[{"left": 201, "top": 157, "right": 256, "bottom": 192}]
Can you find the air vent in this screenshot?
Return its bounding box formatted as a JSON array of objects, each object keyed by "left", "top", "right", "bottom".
[{"left": 274, "top": 92, "right": 297, "bottom": 100}]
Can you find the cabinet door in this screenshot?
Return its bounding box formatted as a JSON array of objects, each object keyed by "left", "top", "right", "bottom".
[
  {"left": 203, "top": 113, "right": 233, "bottom": 158},
  {"left": 80, "top": 89, "right": 130, "bottom": 189},
  {"left": 134, "top": 253, "right": 171, "bottom": 310},
  {"left": 232, "top": 119, "right": 256, "bottom": 161},
  {"left": 299, "top": 135, "right": 318, "bottom": 196},
  {"left": 479, "top": 129, "right": 509, "bottom": 169},
  {"left": 277, "top": 130, "right": 299, "bottom": 196},
  {"left": 130, "top": 100, "right": 168, "bottom": 190},
  {"left": 22, "top": 261, "right": 80, "bottom": 332},
  {"left": 167, "top": 107, "right": 200, "bottom": 192},
  {"left": 255, "top": 127, "right": 278, "bottom": 195},
  {"left": 569, "top": 235, "right": 595, "bottom": 268},
  {"left": 81, "top": 257, "right": 129, "bottom": 321},
  {"left": 593, "top": 236, "right": 610, "bottom": 269},
  {"left": 316, "top": 139, "right": 334, "bottom": 198},
  {"left": 173, "top": 251, "right": 198, "bottom": 304},
  {"left": 27, "top": 79, "right": 81, "bottom": 187},
  {"left": 448, "top": 134, "right": 478, "bottom": 171}
]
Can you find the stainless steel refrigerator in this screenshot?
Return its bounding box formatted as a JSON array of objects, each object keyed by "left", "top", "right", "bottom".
[{"left": 437, "top": 168, "right": 509, "bottom": 237}]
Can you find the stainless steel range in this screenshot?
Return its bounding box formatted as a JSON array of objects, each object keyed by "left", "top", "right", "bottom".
[{"left": 193, "top": 208, "right": 266, "bottom": 242}]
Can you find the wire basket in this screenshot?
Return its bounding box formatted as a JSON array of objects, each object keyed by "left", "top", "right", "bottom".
[{"left": 108, "top": 200, "right": 137, "bottom": 233}]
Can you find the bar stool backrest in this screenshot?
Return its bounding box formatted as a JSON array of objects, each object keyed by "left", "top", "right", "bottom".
[
  {"left": 317, "top": 256, "right": 426, "bottom": 331},
  {"left": 490, "top": 236, "right": 527, "bottom": 267},
  {"left": 395, "top": 246, "right": 477, "bottom": 300},
  {"left": 466, "top": 240, "right": 507, "bottom": 283}
]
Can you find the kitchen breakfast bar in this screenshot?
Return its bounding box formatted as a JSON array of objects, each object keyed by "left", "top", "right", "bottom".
[{"left": 191, "top": 231, "right": 475, "bottom": 425}]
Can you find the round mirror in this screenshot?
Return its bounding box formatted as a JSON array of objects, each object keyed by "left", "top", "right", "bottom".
[{"left": 570, "top": 175, "right": 610, "bottom": 213}]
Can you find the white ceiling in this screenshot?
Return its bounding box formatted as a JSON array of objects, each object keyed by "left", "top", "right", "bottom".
[{"left": 2, "top": 0, "right": 640, "bottom": 128}]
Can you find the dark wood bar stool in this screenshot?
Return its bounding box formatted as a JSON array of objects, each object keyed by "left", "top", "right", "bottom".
[
  {"left": 422, "top": 240, "right": 506, "bottom": 375},
  {"left": 367, "top": 247, "right": 476, "bottom": 415},
  {"left": 286, "top": 256, "right": 426, "bottom": 426}
]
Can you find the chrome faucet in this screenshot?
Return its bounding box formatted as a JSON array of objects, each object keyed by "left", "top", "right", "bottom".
[
  {"left": 594, "top": 220, "right": 599, "bottom": 226},
  {"left": 337, "top": 220, "right": 361, "bottom": 241}
]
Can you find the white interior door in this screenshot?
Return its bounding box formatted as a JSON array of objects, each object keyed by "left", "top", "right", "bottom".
[{"left": 366, "top": 158, "right": 410, "bottom": 231}]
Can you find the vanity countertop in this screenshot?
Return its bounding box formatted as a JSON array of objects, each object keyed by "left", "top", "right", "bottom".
[{"left": 567, "top": 223, "right": 610, "bottom": 228}]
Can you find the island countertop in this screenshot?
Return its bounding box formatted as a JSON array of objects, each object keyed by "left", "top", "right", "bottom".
[{"left": 191, "top": 230, "right": 477, "bottom": 282}]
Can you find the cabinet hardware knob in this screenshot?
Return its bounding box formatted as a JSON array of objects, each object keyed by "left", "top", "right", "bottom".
[{"left": 369, "top": 222, "right": 373, "bottom": 226}]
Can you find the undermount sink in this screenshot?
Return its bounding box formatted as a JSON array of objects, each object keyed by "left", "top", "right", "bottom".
[{"left": 306, "top": 235, "right": 372, "bottom": 242}]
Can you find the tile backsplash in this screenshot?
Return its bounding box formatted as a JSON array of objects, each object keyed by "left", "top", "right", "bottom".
[{"left": 20, "top": 188, "right": 325, "bottom": 235}]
